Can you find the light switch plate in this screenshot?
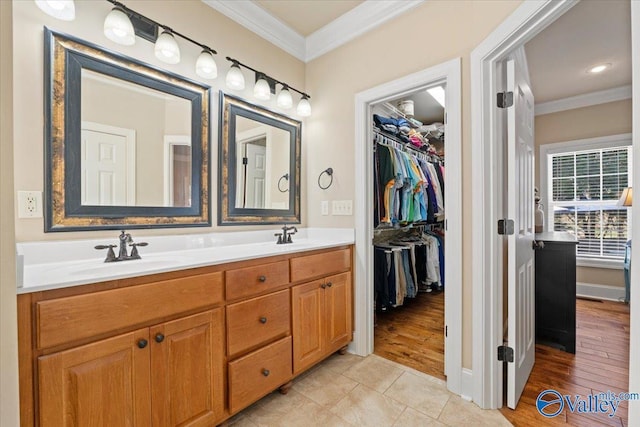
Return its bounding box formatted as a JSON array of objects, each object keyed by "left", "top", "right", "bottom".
[
  {"left": 321, "top": 201, "right": 329, "bottom": 216},
  {"left": 332, "top": 200, "right": 353, "bottom": 216}
]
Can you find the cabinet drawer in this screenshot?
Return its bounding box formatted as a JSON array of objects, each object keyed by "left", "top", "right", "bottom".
[
  {"left": 228, "top": 336, "right": 292, "bottom": 414},
  {"left": 36, "top": 272, "right": 224, "bottom": 349},
  {"left": 226, "top": 260, "right": 289, "bottom": 301},
  {"left": 226, "top": 290, "right": 290, "bottom": 358},
  {"left": 290, "top": 248, "right": 351, "bottom": 283}
]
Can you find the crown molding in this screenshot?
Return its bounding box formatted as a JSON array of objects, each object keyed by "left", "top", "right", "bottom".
[
  {"left": 305, "top": 0, "right": 425, "bottom": 62},
  {"left": 535, "top": 84, "right": 632, "bottom": 116},
  {"left": 201, "top": 0, "right": 424, "bottom": 63},
  {"left": 202, "top": 0, "right": 306, "bottom": 61}
]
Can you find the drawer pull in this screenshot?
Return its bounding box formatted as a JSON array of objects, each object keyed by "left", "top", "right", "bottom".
[
  {"left": 137, "top": 339, "right": 148, "bottom": 349},
  {"left": 262, "top": 369, "right": 270, "bottom": 377},
  {"left": 259, "top": 316, "right": 268, "bottom": 324},
  {"left": 320, "top": 283, "right": 327, "bottom": 289},
  {"left": 155, "top": 333, "right": 165, "bottom": 343},
  {"left": 259, "top": 275, "right": 267, "bottom": 282},
  {"left": 327, "top": 282, "right": 333, "bottom": 288}
]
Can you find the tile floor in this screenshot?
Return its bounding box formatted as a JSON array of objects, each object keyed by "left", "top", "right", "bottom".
[{"left": 224, "top": 353, "right": 512, "bottom": 427}]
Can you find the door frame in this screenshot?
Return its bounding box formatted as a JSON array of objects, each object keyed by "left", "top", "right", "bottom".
[
  {"left": 163, "top": 134, "right": 190, "bottom": 206},
  {"left": 470, "top": 0, "right": 639, "bottom": 417},
  {"left": 353, "top": 57, "right": 463, "bottom": 395}
]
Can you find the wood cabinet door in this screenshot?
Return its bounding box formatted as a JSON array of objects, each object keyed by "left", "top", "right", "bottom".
[
  {"left": 324, "top": 272, "right": 352, "bottom": 352},
  {"left": 150, "top": 309, "right": 224, "bottom": 427},
  {"left": 292, "top": 279, "right": 325, "bottom": 374},
  {"left": 38, "top": 329, "right": 151, "bottom": 427}
]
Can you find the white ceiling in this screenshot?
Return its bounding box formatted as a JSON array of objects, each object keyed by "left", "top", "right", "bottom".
[{"left": 205, "top": 0, "right": 632, "bottom": 108}]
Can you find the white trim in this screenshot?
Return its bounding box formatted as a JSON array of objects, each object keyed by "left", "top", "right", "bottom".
[
  {"left": 163, "top": 135, "right": 191, "bottom": 207},
  {"left": 576, "top": 282, "right": 626, "bottom": 302},
  {"left": 353, "top": 58, "right": 463, "bottom": 396},
  {"left": 201, "top": 0, "right": 306, "bottom": 61},
  {"left": 629, "top": 1, "right": 640, "bottom": 421},
  {"left": 470, "top": 0, "right": 579, "bottom": 410},
  {"left": 201, "top": 0, "right": 424, "bottom": 63},
  {"left": 305, "top": 0, "right": 424, "bottom": 62},
  {"left": 460, "top": 368, "right": 474, "bottom": 402},
  {"left": 535, "top": 85, "right": 632, "bottom": 116}
]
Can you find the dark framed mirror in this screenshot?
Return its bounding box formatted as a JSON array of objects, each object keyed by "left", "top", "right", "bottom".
[
  {"left": 219, "top": 92, "right": 301, "bottom": 225},
  {"left": 44, "top": 28, "right": 211, "bottom": 231}
]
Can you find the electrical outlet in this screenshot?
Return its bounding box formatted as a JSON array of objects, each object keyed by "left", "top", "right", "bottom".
[
  {"left": 331, "top": 200, "right": 353, "bottom": 216},
  {"left": 18, "top": 191, "right": 43, "bottom": 218},
  {"left": 321, "top": 201, "right": 329, "bottom": 216}
]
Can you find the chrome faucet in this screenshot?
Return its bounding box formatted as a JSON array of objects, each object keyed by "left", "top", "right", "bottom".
[
  {"left": 277, "top": 225, "right": 297, "bottom": 244},
  {"left": 95, "top": 230, "right": 148, "bottom": 262}
]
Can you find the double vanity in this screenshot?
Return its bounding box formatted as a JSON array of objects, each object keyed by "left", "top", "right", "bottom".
[{"left": 17, "top": 228, "right": 354, "bottom": 426}]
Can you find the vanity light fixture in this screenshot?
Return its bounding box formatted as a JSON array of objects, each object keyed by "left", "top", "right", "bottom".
[
  {"left": 226, "top": 61, "right": 246, "bottom": 91},
  {"left": 297, "top": 95, "right": 312, "bottom": 117},
  {"left": 196, "top": 49, "right": 218, "bottom": 80},
  {"left": 103, "top": 6, "right": 135, "bottom": 46},
  {"left": 254, "top": 74, "right": 272, "bottom": 101},
  {"left": 154, "top": 29, "right": 181, "bottom": 64},
  {"left": 35, "top": 0, "right": 76, "bottom": 21},
  {"left": 277, "top": 86, "right": 293, "bottom": 109}
]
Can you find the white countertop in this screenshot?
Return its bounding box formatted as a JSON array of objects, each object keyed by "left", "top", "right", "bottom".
[{"left": 17, "top": 228, "right": 354, "bottom": 294}]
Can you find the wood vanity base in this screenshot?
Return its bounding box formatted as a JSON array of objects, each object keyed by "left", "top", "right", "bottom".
[{"left": 18, "top": 245, "right": 353, "bottom": 427}]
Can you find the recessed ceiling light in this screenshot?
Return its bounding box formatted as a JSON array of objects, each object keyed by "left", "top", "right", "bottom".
[{"left": 586, "top": 63, "right": 611, "bottom": 74}]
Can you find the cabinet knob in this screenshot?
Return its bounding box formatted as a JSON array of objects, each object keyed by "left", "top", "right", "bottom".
[
  {"left": 259, "top": 316, "right": 267, "bottom": 324},
  {"left": 155, "top": 333, "right": 165, "bottom": 343},
  {"left": 320, "top": 283, "right": 327, "bottom": 289},
  {"left": 326, "top": 282, "right": 333, "bottom": 288},
  {"left": 262, "top": 369, "right": 270, "bottom": 377},
  {"left": 259, "top": 275, "right": 267, "bottom": 282},
  {"left": 137, "top": 339, "right": 148, "bottom": 349}
]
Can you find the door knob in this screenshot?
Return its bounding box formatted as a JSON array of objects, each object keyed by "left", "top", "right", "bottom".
[
  {"left": 155, "top": 333, "right": 165, "bottom": 343},
  {"left": 532, "top": 240, "right": 545, "bottom": 250},
  {"left": 259, "top": 316, "right": 267, "bottom": 324},
  {"left": 137, "top": 339, "right": 148, "bottom": 349},
  {"left": 262, "top": 369, "right": 270, "bottom": 377}
]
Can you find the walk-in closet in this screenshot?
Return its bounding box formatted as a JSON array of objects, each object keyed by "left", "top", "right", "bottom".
[{"left": 371, "top": 86, "right": 447, "bottom": 379}]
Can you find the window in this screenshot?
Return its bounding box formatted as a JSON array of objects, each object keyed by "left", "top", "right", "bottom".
[{"left": 542, "top": 135, "right": 632, "bottom": 265}]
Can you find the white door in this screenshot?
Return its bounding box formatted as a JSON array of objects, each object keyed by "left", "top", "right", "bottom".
[
  {"left": 81, "top": 129, "right": 128, "bottom": 205},
  {"left": 506, "top": 58, "right": 536, "bottom": 409},
  {"left": 244, "top": 140, "right": 266, "bottom": 209}
]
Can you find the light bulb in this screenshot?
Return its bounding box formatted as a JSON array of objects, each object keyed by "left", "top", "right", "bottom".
[
  {"left": 35, "top": 0, "right": 75, "bottom": 21},
  {"left": 154, "top": 30, "right": 180, "bottom": 64},
  {"left": 226, "top": 63, "right": 245, "bottom": 91},
  {"left": 196, "top": 50, "right": 218, "bottom": 79},
  {"left": 277, "top": 86, "right": 293, "bottom": 109},
  {"left": 104, "top": 7, "right": 135, "bottom": 46},
  {"left": 254, "top": 75, "right": 271, "bottom": 101},
  {"left": 297, "top": 96, "right": 311, "bottom": 117}
]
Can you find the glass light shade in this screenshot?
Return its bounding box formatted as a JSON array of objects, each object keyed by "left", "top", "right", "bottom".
[
  {"left": 254, "top": 76, "right": 271, "bottom": 101},
  {"left": 277, "top": 87, "right": 293, "bottom": 109},
  {"left": 226, "top": 64, "right": 245, "bottom": 90},
  {"left": 104, "top": 7, "right": 135, "bottom": 46},
  {"left": 195, "top": 50, "right": 218, "bottom": 79},
  {"left": 35, "top": 0, "right": 75, "bottom": 21},
  {"left": 297, "top": 96, "right": 311, "bottom": 117},
  {"left": 618, "top": 187, "right": 633, "bottom": 206},
  {"left": 154, "top": 30, "right": 180, "bottom": 64}
]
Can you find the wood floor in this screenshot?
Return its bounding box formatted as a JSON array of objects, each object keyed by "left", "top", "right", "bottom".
[
  {"left": 374, "top": 290, "right": 445, "bottom": 380},
  {"left": 500, "top": 298, "right": 630, "bottom": 427},
  {"left": 374, "top": 293, "right": 630, "bottom": 426}
]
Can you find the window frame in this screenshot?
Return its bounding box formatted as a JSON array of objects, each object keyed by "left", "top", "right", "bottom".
[{"left": 540, "top": 133, "right": 632, "bottom": 269}]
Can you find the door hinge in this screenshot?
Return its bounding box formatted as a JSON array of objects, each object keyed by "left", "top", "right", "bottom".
[
  {"left": 242, "top": 157, "right": 248, "bottom": 165},
  {"left": 497, "top": 345, "right": 514, "bottom": 363},
  {"left": 445, "top": 325, "right": 448, "bottom": 337},
  {"left": 497, "top": 91, "right": 514, "bottom": 108},
  {"left": 497, "top": 219, "right": 514, "bottom": 235}
]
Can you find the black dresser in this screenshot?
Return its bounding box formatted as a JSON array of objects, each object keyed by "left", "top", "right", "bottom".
[{"left": 534, "top": 232, "right": 578, "bottom": 353}]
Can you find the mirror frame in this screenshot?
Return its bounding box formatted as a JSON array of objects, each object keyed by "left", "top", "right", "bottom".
[
  {"left": 218, "top": 92, "right": 301, "bottom": 225},
  {"left": 44, "top": 28, "right": 211, "bottom": 232}
]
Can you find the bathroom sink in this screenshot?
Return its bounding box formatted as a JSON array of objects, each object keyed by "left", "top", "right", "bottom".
[{"left": 53, "top": 255, "right": 192, "bottom": 277}]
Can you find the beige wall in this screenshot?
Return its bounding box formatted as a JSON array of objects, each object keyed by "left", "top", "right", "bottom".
[
  {"left": 304, "top": 0, "right": 523, "bottom": 369},
  {"left": 1, "top": 0, "right": 19, "bottom": 424},
  {"left": 12, "top": 0, "right": 306, "bottom": 241},
  {"left": 535, "top": 99, "right": 632, "bottom": 288}
]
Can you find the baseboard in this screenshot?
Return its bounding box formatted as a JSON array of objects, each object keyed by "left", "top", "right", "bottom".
[
  {"left": 576, "top": 282, "right": 626, "bottom": 302},
  {"left": 460, "top": 368, "right": 473, "bottom": 401}
]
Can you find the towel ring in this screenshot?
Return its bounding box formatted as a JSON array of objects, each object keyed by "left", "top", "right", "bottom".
[
  {"left": 277, "top": 173, "right": 289, "bottom": 193},
  {"left": 318, "top": 167, "right": 333, "bottom": 190}
]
